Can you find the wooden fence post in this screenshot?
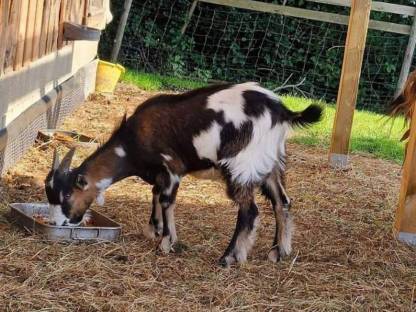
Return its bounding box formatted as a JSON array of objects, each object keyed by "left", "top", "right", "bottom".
[
  {"left": 110, "top": 0, "right": 133, "bottom": 63},
  {"left": 329, "top": 0, "right": 371, "bottom": 168},
  {"left": 395, "top": 16, "right": 416, "bottom": 98},
  {"left": 181, "top": 0, "right": 198, "bottom": 35},
  {"left": 394, "top": 107, "right": 416, "bottom": 245}
]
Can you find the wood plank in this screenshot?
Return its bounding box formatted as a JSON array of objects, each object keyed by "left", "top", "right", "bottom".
[
  {"left": 329, "top": 0, "right": 371, "bottom": 168},
  {"left": 200, "top": 0, "right": 411, "bottom": 35},
  {"left": 57, "top": 0, "right": 66, "bottom": 48},
  {"left": 46, "top": 0, "right": 57, "bottom": 54},
  {"left": 63, "top": 0, "right": 73, "bottom": 45},
  {"left": 395, "top": 105, "right": 416, "bottom": 242},
  {"left": 51, "top": 0, "right": 62, "bottom": 51},
  {"left": 0, "top": 0, "right": 11, "bottom": 75},
  {"left": 14, "top": 0, "right": 29, "bottom": 70},
  {"left": 181, "top": 0, "right": 198, "bottom": 35},
  {"left": 32, "top": 0, "right": 44, "bottom": 60},
  {"left": 110, "top": 0, "right": 133, "bottom": 62},
  {"left": 83, "top": 0, "right": 89, "bottom": 25},
  {"left": 39, "top": 0, "right": 51, "bottom": 57},
  {"left": 396, "top": 17, "right": 416, "bottom": 97},
  {"left": 23, "top": 0, "right": 38, "bottom": 65},
  {"left": 307, "top": 0, "right": 416, "bottom": 17},
  {"left": 4, "top": 0, "right": 22, "bottom": 73}
]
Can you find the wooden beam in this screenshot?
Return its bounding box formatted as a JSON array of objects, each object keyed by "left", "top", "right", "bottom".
[
  {"left": 200, "top": 0, "right": 411, "bottom": 35},
  {"left": 329, "top": 0, "right": 371, "bottom": 168},
  {"left": 307, "top": 0, "right": 416, "bottom": 17},
  {"left": 181, "top": 0, "right": 198, "bottom": 35},
  {"left": 395, "top": 105, "right": 416, "bottom": 245},
  {"left": 23, "top": 0, "right": 38, "bottom": 65},
  {"left": 14, "top": 0, "right": 29, "bottom": 70},
  {"left": 0, "top": 0, "right": 11, "bottom": 75},
  {"left": 4, "top": 0, "right": 21, "bottom": 73},
  {"left": 110, "top": 0, "right": 133, "bottom": 63},
  {"left": 32, "top": 0, "right": 44, "bottom": 60},
  {"left": 396, "top": 17, "right": 416, "bottom": 98}
]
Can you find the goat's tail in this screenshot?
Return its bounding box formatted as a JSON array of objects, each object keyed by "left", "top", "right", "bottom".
[
  {"left": 389, "top": 71, "right": 416, "bottom": 141},
  {"left": 288, "top": 104, "right": 323, "bottom": 128}
]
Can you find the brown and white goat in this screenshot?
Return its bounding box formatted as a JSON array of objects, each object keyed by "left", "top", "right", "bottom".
[{"left": 45, "top": 82, "right": 322, "bottom": 266}]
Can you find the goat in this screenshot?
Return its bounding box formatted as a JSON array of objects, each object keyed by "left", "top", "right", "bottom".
[
  {"left": 45, "top": 82, "right": 322, "bottom": 266},
  {"left": 389, "top": 70, "right": 416, "bottom": 157}
]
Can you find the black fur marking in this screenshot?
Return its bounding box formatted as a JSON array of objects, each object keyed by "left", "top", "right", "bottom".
[{"left": 218, "top": 121, "right": 253, "bottom": 159}]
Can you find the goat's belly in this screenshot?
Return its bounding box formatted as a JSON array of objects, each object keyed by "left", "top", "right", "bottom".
[{"left": 189, "top": 168, "right": 223, "bottom": 181}]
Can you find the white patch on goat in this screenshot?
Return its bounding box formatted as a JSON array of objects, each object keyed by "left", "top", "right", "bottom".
[
  {"left": 114, "top": 146, "right": 126, "bottom": 157},
  {"left": 95, "top": 178, "right": 113, "bottom": 206},
  {"left": 59, "top": 191, "right": 64, "bottom": 203},
  {"left": 48, "top": 204, "right": 68, "bottom": 226},
  {"left": 280, "top": 213, "right": 293, "bottom": 257},
  {"left": 193, "top": 121, "right": 221, "bottom": 162},
  {"left": 96, "top": 178, "right": 113, "bottom": 190},
  {"left": 207, "top": 84, "right": 253, "bottom": 128},
  {"left": 159, "top": 203, "right": 177, "bottom": 253},
  {"left": 219, "top": 114, "right": 290, "bottom": 184},
  {"left": 161, "top": 153, "right": 172, "bottom": 161},
  {"left": 49, "top": 177, "right": 54, "bottom": 188},
  {"left": 233, "top": 216, "right": 259, "bottom": 263},
  {"left": 163, "top": 168, "right": 180, "bottom": 196}
]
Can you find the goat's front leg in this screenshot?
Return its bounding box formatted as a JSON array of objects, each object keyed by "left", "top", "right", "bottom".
[
  {"left": 219, "top": 183, "right": 259, "bottom": 267},
  {"left": 158, "top": 172, "right": 181, "bottom": 253},
  {"left": 143, "top": 186, "right": 163, "bottom": 239}
]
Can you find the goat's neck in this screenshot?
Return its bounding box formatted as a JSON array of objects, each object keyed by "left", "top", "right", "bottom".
[{"left": 81, "top": 142, "right": 132, "bottom": 194}]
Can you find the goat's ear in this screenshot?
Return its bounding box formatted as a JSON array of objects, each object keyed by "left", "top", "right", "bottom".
[
  {"left": 52, "top": 149, "right": 60, "bottom": 170},
  {"left": 58, "top": 148, "right": 75, "bottom": 173},
  {"left": 75, "top": 174, "right": 88, "bottom": 190}
]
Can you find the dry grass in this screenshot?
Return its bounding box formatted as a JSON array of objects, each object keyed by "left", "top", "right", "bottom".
[{"left": 0, "top": 83, "right": 415, "bottom": 312}]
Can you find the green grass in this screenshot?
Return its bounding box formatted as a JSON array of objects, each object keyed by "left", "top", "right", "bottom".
[
  {"left": 283, "top": 96, "right": 405, "bottom": 163},
  {"left": 122, "top": 70, "right": 207, "bottom": 91},
  {"left": 122, "top": 70, "right": 406, "bottom": 163}
]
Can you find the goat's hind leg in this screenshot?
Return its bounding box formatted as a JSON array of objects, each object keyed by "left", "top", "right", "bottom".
[
  {"left": 261, "top": 171, "right": 293, "bottom": 263},
  {"left": 219, "top": 183, "right": 259, "bottom": 267},
  {"left": 143, "top": 186, "right": 163, "bottom": 239}
]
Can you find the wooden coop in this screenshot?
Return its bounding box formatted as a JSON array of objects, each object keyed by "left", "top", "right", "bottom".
[{"left": 0, "top": 0, "right": 111, "bottom": 174}]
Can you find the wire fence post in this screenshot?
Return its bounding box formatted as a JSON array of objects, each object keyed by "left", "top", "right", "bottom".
[
  {"left": 111, "top": 0, "right": 133, "bottom": 63},
  {"left": 395, "top": 16, "right": 416, "bottom": 98}
]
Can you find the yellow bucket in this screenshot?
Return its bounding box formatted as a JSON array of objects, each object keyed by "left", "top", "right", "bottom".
[{"left": 95, "top": 60, "right": 125, "bottom": 94}]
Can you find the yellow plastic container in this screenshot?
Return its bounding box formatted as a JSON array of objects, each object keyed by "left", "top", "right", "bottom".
[{"left": 95, "top": 60, "right": 125, "bottom": 94}]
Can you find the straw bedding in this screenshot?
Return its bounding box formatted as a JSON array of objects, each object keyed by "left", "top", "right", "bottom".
[{"left": 0, "top": 83, "right": 415, "bottom": 311}]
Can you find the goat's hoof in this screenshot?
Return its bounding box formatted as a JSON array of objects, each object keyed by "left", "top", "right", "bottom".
[
  {"left": 158, "top": 236, "right": 173, "bottom": 254},
  {"left": 218, "top": 255, "right": 236, "bottom": 268},
  {"left": 267, "top": 248, "right": 281, "bottom": 263},
  {"left": 143, "top": 224, "right": 159, "bottom": 240}
]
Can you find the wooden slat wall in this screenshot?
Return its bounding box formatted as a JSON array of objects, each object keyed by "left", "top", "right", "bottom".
[{"left": 0, "top": 0, "right": 94, "bottom": 77}]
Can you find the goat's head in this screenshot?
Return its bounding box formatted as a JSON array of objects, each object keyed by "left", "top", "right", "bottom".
[{"left": 45, "top": 148, "right": 97, "bottom": 226}]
